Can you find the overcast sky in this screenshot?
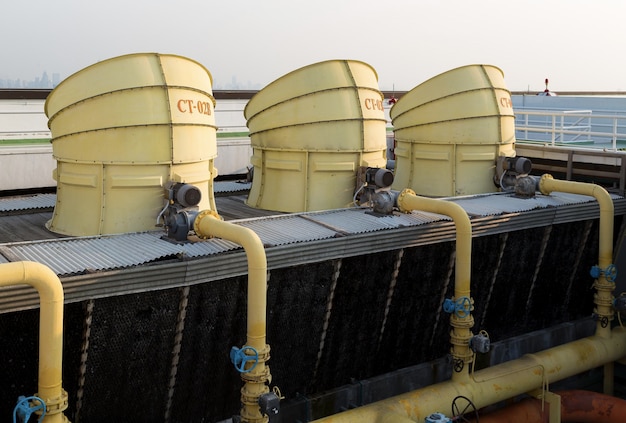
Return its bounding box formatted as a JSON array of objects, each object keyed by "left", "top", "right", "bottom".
[{"left": 3, "top": 0, "right": 625, "bottom": 92}]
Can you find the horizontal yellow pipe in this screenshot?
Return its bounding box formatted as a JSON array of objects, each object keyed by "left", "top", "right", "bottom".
[
  {"left": 312, "top": 327, "right": 626, "bottom": 422},
  {"left": 0, "top": 261, "right": 69, "bottom": 423}
]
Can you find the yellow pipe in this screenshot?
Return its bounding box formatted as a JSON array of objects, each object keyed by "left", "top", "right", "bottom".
[
  {"left": 194, "top": 210, "right": 271, "bottom": 423},
  {"left": 538, "top": 174, "right": 617, "bottom": 394},
  {"left": 0, "top": 261, "right": 69, "bottom": 423},
  {"left": 538, "top": 174, "right": 615, "bottom": 339},
  {"left": 311, "top": 177, "right": 620, "bottom": 422},
  {"left": 396, "top": 189, "right": 474, "bottom": 381},
  {"left": 311, "top": 327, "right": 626, "bottom": 422}
]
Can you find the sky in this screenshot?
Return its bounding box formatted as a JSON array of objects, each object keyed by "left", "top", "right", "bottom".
[{"left": 3, "top": 0, "right": 626, "bottom": 92}]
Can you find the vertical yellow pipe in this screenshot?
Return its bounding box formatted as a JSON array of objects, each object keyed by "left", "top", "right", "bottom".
[
  {"left": 538, "top": 174, "right": 616, "bottom": 394},
  {"left": 539, "top": 174, "right": 615, "bottom": 338},
  {"left": 0, "top": 261, "right": 69, "bottom": 423},
  {"left": 396, "top": 189, "right": 473, "bottom": 381},
  {"left": 194, "top": 211, "right": 271, "bottom": 423}
]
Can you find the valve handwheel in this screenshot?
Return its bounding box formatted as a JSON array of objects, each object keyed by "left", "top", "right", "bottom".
[
  {"left": 455, "top": 297, "right": 471, "bottom": 318},
  {"left": 451, "top": 395, "right": 479, "bottom": 422},
  {"left": 231, "top": 345, "right": 259, "bottom": 373}
]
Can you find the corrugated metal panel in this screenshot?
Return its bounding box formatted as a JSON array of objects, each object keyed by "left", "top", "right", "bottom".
[
  {"left": 236, "top": 215, "right": 339, "bottom": 245},
  {"left": 214, "top": 180, "right": 251, "bottom": 194},
  {"left": 0, "top": 193, "right": 55, "bottom": 212},
  {"left": 3, "top": 232, "right": 240, "bottom": 276},
  {"left": 0, "top": 191, "right": 619, "bottom": 277},
  {"left": 303, "top": 208, "right": 449, "bottom": 234},
  {"left": 450, "top": 192, "right": 597, "bottom": 216}
]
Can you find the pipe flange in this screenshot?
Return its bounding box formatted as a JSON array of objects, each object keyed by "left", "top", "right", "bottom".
[
  {"left": 35, "top": 389, "right": 69, "bottom": 414},
  {"left": 193, "top": 209, "right": 222, "bottom": 239},
  {"left": 397, "top": 189, "right": 416, "bottom": 214},
  {"left": 593, "top": 293, "right": 615, "bottom": 308},
  {"left": 241, "top": 365, "right": 272, "bottom": 383},
  {"left": 450, "top": 314, "right": 475, "bottom": 329},
  {"left": 240, "top": 385, "right": 271, "bottom": 406},
  {"left": 449, "top": 335, "right": 472, "bottom": 348},
  {"left": 538, "top": 174, "right": 554, "bottom": 195}
]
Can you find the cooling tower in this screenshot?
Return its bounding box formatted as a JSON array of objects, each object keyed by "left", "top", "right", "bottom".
[
  {"left": 244, "top": 59, "right": 388, "bottom": 212},
  {"left": 390, "top": 64, "right": 516, "bottom": 196},
  {"left": 45, "top": 53, "right": 218, "bottom": 236}
]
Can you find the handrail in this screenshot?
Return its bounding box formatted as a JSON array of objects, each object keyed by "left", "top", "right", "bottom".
[{"left": 515, "top": 108, "right": 626, "bottom": 150}]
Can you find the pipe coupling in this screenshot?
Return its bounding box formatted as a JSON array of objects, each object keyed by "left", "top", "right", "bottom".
[
  {"left": 192, "top": 209, "right": 222, "bottom": 239},
  {"left": 450, "top": 312, "right": 475, "bottom": 329},
  {"left": 396, "top": 188, "right": 416, "bottom": 214},
  {"left": 538, "top": 173, "right": 554, "bottom": 195},
  {"left": 594, "top": 292, "right": 615, "bottom": 308},
  {"left": 35, "top": 389, "right": 69, "bottom": 415},
  {"left": 450, "top": 329, "right": 473, "bottom": 348},
  {"left": 242, "top": 365, "right": 272, "bottom": 384}
]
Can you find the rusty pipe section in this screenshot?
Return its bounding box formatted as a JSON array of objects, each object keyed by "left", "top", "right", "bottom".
[
  {"left": 193, "top": 210, "right": 271, "bottom": 423},
  {"left": 0, "top": 261, "right": 69, "bottom": 423},
  {"left": 538, "top": 174, "right": 615, "bottom": 338},
  {"left": 477, "top": 389, "right": 626, "bottom": 423},
  {"left": 396, "top": 188, "right": 474, "bottom": 381},
  {"left": 311, "top": 327, "right": 626, "bottom": 422}
]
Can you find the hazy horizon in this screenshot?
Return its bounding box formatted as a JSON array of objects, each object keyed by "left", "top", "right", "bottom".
[{"left": 4, "top": 0, "right": 626, "bottom": 92}]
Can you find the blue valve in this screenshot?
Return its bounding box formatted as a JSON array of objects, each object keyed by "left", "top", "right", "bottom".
[
  {"left": 606, "top": 264, "right": 618, "bottom": 282},
  {"left": 443, "top": 299, "right": 456, "bottom": 314},
  {"left": 590, "top": 265, "right": 601, "bottom": 279},
  {"left": 443, "top": 297, "right": 472, "bottom": 318},
  {"left": 590, "top": 264, "right": 617, "bottom": 282},
  {"left": 230, "top": 345, "right": 259, "bottom": 373},
  {"left": 13, "top": 396, "right": 46, "bottom": 423}
]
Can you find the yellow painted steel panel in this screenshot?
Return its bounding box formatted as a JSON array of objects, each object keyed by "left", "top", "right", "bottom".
[
  {"left": 46, "top": 162, "right": 104, "bottom": 235},
  {"left": 266, "top": 159, "right": 302, "bottom": 171},
  {"left": 251, "top": 120, "right": 383, "bottom": 151},
  {"left": 391, "top": 142, "right": 455, "bottom": 196},
  {"left": 58, "top": 172, "right": 98, "bottom": 187},
  {"left": 171, "top": 125, "right": 218, "bottom": 164},
  {"left": 245, "top": 59, "right": 387, "bottom": 212},
  {"left": 390, "top": 64, "right": 509, "bottom": 121},
  {"left": 51, "top": 126, "right": 173, "bottom": 163},
  {"left": 45, "top": 53, "right": 213, "bottom": 118},
  {"left": 360, "top": 151, "right": 387, "bottom": 169},
  {"left": 45, "top": 53, "right": 217, "bottom": 236},
  {"left": 247, "top": 150, "right": 307, "bottom": 213},
  {"left": 110, "top": 175, "right": 163, "bottom": 188},
  {"left": 390, "top": 64, "right": 516, "bottom": 196},
  {"left": 455, "top": 145, "right": 500, "bottom": 196},
  {"left": 312, "top": 161, "right": 355, "bottom": 172},
  {"left": 244, "top": 60, "right": 378, "bottom": 120},
  {"left": 100, "top": 164, "right": 170, "bottom": 235},
  {"left": 308, "top": 152, "right": 360, "bottom": 210}
]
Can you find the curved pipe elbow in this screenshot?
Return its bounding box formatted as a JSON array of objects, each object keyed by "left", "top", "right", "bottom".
[
  {"left": 539, "top": 174, "right": 614, "bottom": 263},
  {"left": 0, "top": 261, "right": 67, "bottom": 422},
  {"left": 193, "top": 211, "right": 268, "bottom": 347},
  {"left": 396, "top": 189, "right": 472, "bottom": 297}
]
